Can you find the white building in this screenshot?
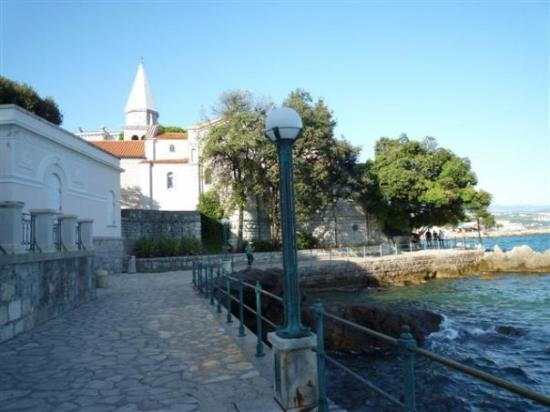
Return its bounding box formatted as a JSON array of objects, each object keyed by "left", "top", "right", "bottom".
[
  {"left": 0, "top": 104, "right": 122, "bottom": 238},
  {"left": 77, "top": 62, "right": 210, "bottom": 211}
]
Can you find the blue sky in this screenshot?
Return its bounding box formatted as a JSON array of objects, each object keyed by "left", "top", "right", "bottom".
[{"left": 1, "top": 0, "right": 548, "bottom": 205}]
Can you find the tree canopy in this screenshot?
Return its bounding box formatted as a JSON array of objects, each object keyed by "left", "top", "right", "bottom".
[
  {"left": 356, "top": 135, "right": 493, "bottom": 235},
  {"left": 0, "top": 76, "right": 63, "bottom": 125},
  {"left": 201, "top": 89, "right": 493, "bottom": 244},
  {"left": 158, "top": 125, "right": 186, "bottom": 134}
]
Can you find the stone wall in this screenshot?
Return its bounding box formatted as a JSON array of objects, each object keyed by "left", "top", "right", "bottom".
[
  {"left": 0, "top": 250, "right": 95, "bottom": 343},
  {"left": 305, "top": 200, "right": 385, "bottom": 246},
  {"left": 121, "top": 209, "right": 201, "bottom": 256},
  {"left": 300, "top": 249, "right": 485, "bottom": 289},
  {"left": 93, "top": 237, "right": 125, "bottom": 274}
]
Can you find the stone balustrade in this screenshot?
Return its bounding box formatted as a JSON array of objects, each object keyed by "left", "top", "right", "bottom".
[{"left": 0, "top": 201, "right": 94, "bottom": 254}]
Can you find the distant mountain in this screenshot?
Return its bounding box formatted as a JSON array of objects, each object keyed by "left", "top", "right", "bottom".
[{"left": 490, "top": 205, "right": 550, "bottom": 214}]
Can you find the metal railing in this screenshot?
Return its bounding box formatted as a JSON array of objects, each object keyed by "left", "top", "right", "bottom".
[
  {"left": 21, "top": 213, "right": 34, "bottom": 251},
  {"left": 76, "top": 222, "right": 83, "bottom": 250},
  {"left": 191, "top": 259, "right": 550, "bottom": 411},
  {"left": 53, "top": 220, "right": 62, "bottom": 251}
]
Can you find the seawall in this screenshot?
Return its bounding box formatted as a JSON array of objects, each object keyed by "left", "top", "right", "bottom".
[{"left": 300, "top": 249, "right": 485, "bottom": 289}]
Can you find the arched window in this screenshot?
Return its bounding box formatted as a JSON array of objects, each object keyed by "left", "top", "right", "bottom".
[
  {"left": 131, "top": 135, "right": 139, "bottom": 141},
  {"left": 169, "top": 144, "right": 175, "bottom": 153},
  {"left": 141, "top": 135, "right": 146, "bottom": 140},
  {"left": 47, "top": 173, "right": 62, "bottom": 211},
  {"left": 191, "top": 148, "right": 197, "bottom": 163},
  {"left": 167, "top": 172, "right": 174, "bottom": 190},
  {"left": 107, "top": 191, "right": 116, "bottom": 226}
]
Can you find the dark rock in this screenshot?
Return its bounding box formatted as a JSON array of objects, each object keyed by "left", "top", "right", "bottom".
[
  {"left": 303, "top": 302, "right": 441, "bottom": 352},
  {"left": 495, "top": 325, "right": 525, "bottom": 336},
  {"left": 232, "top": 268, "right": 442, "bottom": 352}
]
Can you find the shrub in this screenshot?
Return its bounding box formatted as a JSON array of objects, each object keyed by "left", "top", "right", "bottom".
[
  {"left": 180, "top": 237, "right": 202, "bottom": 256},
  {"left": 250, "top": 238, "right": 280, "bottom": 252},
  {"left": 133, "top": 237, "right": 202, "bottom": 258},
  {"left": 297, "top": 231, "right": 319, "bottom": 250},
  {"left": 157, "top": 238, "right": 179, "bottom": 257},
  {"left": 134, "top": 237, "right": 155, "bottom": 258}
]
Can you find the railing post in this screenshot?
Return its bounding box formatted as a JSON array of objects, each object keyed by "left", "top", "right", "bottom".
[
  {"left": 0, "top": 201, "right": 25, "bottom": 254},
  {"left": 226, "top": 272, "right": 233, "bottom": 323},
  {"left": 379, "top": 244, "right": 383, "bottom": 257},
  {"left": 198, "top": 263, "right": 203, "bottom": 293},
  {"left": 216, "top": 269, "right": 222, "bottom": 313},
  {"left": 238, "top": 272, "right": 245, "bottom": 337},
  {"left": 209, "top": 268, "right": 215, "bottom": 305},
  {"left": 254, "top": 281, "right": 265, "bottom": 357},
  {"left": 192, "top": 261, "right": 197, "bottom": 288},
  {"left": 363, "top": 245, "right": 366, "bottom": 258},
  {"left": 205, "top": 266, "right": 210, "bottom": 300},
  {"left": 398, "top": 325, "right": 417, "bottom": 412},
  {"left": 312, "top": 299, "right": 328, "bottom": 412}
]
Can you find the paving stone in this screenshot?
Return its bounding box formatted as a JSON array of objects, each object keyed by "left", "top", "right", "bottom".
[{"left": 0, "top": 271, "right": 274, "bottom": 412}]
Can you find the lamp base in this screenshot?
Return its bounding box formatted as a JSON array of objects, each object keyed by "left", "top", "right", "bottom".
[{"left": 267, "top": 332, "right": 319, "bottom": 411}]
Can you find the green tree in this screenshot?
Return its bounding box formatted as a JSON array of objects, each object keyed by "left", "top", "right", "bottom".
[
  {"left": 201, "top": 90, "right": 272, "bottom": 250},
  {"left": 158, "top": 125, "right": 186, "bottom": 133},
  {"left": 0, "top": 76, "right": 63, "bottom": 125},
  {"left": 362, "top": 135, "right": 493, "bottom": 235},
  {"left": 284, "top": 89, "right": 360, "bottom": 241},
  {"left": 197, "top": 190, "right": 225, "bottom": 252}
]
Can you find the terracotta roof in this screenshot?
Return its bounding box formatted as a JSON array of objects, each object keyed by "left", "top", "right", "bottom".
[
  {"left": 140, "top": 159, "right": 189, "bottom": 164},
  {"left": 91, "top": 141, "right": 145, "bottom": 158},
  {"left": 156, "top": 132, "right": 187, "bottom": 140}
]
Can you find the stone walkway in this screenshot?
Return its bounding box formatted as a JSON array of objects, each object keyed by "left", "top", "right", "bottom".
[{"left": 0, "top": 271, "right": 274, "bottom": 412}]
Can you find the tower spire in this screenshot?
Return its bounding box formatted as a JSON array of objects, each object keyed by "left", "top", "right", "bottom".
[{"left": 123, "top": 60, "right": 159, "bottom": 140}]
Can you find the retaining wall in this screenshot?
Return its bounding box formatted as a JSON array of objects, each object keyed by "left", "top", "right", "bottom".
[
  {"left": 300, "top": 249, "right": 485, "bottom": 289},
  {"left": 93, "top": 237, "right": 125, "bottom": 274},
  {"left": 0, "top": 250, "right": 95, "bottom": 343}
]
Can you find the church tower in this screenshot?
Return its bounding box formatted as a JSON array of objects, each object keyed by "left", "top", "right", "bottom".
[{"left": 123, "top": 61, "right": 159, "bottom": 140}]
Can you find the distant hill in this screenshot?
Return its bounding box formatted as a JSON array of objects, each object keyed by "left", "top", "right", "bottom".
[{"left": 490, "top": 205, "right": 550, "bottom": 214}]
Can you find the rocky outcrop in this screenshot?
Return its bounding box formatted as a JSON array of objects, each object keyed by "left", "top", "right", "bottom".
[
  {"left": 303, "top": 303, "right": 442, "bottom": 352},
  {"left": 233, "top": 268, "right": 441, "bottom": 351},
  {"left": 479, "top": 245, "right": 550, "bottom": 272}
]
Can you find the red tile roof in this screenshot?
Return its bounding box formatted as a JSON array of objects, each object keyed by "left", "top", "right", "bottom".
[
  {"left": 91, "top": 141, "right": 145, "bottom": 158},
  {"left": 156, "top": 132, "right": 188, "bottom": 140}
]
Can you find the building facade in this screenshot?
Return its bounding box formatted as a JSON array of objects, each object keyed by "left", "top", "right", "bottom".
[
  {"left": 0, "top": 105, "right": 122, "bottom": 238},
  {"left": 77, "top": 62, "right": 205, "bottom": 212}
]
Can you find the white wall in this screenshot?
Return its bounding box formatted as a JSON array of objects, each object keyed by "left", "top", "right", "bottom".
[
  {"left": 0, "top": 105, "right": 122, "bottom": 237},
  {"left": 148, "top": 163, "right": 199, "bottom": 211}
]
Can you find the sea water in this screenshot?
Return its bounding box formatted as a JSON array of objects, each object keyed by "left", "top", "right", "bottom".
[{"left": 325, "top": 234, "right": 550, "bottom": 411}]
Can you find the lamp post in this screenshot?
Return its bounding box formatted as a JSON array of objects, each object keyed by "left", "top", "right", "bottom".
[
  {"left": 221, "top": 217, "right": 232, "bottom": 274},
  {"left": 265, "top": 107, "right": 318, "bottom": 411},
  {"left": 265, "top": 107, "right": 310, "bottom": 339},
  {"left": 221, "top": 217, "right": 230, "bottom": 254}
]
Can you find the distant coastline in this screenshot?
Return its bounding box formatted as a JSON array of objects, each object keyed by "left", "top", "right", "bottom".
[{"left": 445, "top": 227, "right": 550, "bottom": 239}]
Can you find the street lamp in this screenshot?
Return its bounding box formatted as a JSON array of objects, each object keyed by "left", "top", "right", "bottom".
[
  {"left": 220, "top": 217, "right": 230, "bottom": 254},
  {"left": 265, "top": 107, "right": 310, "bottom": 339}
]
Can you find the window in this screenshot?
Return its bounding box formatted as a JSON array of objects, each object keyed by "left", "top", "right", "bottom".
[
  {"left": 140, "top": 135, "right": 146, "bottom": 140},
  {"left": 107, "top": 191, "right": 116, "bottom": 226},
  {"left": 191, "top": 148, "right": 197, "bottom": 163},
  {"left": 47, "top": 173, "right": 62, "bottom": 211},
  {"left": 167, "top": 172, "right": 174, "bottom": 189},
  {"left": 131, "top": 135, "right": 139, "bottom": 141},
  {"left": 169, "top": 144, "right": 175, "bottom": 153}
]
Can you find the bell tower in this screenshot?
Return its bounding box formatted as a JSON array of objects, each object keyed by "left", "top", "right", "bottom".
[{"left": 123, "top": 60, "right": 159, "bottom": 140}]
